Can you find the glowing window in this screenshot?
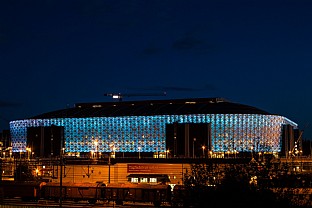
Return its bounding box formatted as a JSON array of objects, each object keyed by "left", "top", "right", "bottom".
[
  {"left": 140, "top": 178, "right": 148, "bottom": 183},
  {"left": 149, "top": 178, "right": 157, "bottom": 183},
  {"left": 131, "top": 178, "right": 138, "bottom": 183}
]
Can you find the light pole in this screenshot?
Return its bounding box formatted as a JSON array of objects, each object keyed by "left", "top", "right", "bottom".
[
  {"left": 60, "top": 147, "right": 64, "bottom": 208},
  {"left": 251, "top": 146, "right": 254, "bottom": 160},
  {"left": 138, "top": 147, "right": 141, "bottom": 159},
  {"left": 108, "top": 153, "right": 111, "bottom": 184},
  {"left": 209, "top": 150, "right": 213, "bottom": 158},
  {"left": 112, "top": 146, "right": 116, "bottom": 159},
  {"left": 193, "top": 138, "right": 196, "bottom": 158},
  {"left": 202, "top": 146, "right": 205, "bottom": 158},
  {"left": 26, "top": 147, "right": 31, "bottom": 160},
  {"left": 94, "top": 140, "right": 98, "bottom": 159},
  {"left": 109, "top": 142, "right": 116, "bottom": 158}
]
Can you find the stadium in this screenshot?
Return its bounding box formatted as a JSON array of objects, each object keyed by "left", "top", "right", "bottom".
[{"left": 9, "top": 97, "right": 299, "bottom": 158}]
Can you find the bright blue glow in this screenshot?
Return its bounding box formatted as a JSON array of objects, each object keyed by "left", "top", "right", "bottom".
[{"left": 10, "top": 114, "right": 297, "bottom": 153}]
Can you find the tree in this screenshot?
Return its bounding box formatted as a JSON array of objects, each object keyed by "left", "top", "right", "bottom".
[
  {"left": 182, "top": 161, "right": 294, "bottom": 208},
  {"left": 182, "top": 163, "right": 218, "bottom": 207}
]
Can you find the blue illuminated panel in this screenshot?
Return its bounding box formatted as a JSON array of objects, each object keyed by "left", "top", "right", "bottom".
[{"left": 10, "top": 114, "right": 297, "bottom": 153}]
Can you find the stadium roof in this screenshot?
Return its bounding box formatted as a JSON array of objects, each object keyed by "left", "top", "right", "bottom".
[{"left": 31, "top": 97, "right": 273, "bottom": 119}]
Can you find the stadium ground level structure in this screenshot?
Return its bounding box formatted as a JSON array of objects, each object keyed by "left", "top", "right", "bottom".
[
  {"left": 9, "top": 97, "right": 301, "bottom": 159},
  {"left": 3, "top": 156, "right": 312, "bottom": 185},
  {"left": 3, "top": 157, "right": 251, "bottom": 185}
]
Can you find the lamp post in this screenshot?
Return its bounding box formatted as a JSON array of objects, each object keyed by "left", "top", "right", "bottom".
[
  {"left": 138, "top": 147, "right": 141, "bottom": 159},
  {"left": 166, "top": 149, "right": 170, "bottom": 158},
  {"left": 26, "top": 147, "right": 31, "bottom": 160},
  {"left": 60, "top": 147, "right": 64, "bottom": 208},
  {"left": 202, "top": 146, "right": 205, "bottom": 158},
  {"left": 94, "top": 140, "right": 98, "bottom": 159},
  {"left": 112, "top": 146, "right": 116, "bottom": 159},
  {"left": 108, "top": 153, "right": 111, "bottom": 184},
  {"left": 193, "top": 138, "right": 196, "bottom": 158},
  {"left": 209, "top": 150, "right": 213, "bottom": 158},
  {"left": 107, "top": 143, "right": 114, "bottom": 184}
]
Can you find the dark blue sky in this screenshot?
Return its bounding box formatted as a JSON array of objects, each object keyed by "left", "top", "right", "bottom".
[{"left": 1, "top": 0, "right": 312, "bottom": 139}]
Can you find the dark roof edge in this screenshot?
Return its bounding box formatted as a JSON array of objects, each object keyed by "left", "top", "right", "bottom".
[
  {"left": 74, "top": 97, "right": 229, "bottom": 108},
  {"left": 29, "top": 97, "right": 274, "bottom": 119}
]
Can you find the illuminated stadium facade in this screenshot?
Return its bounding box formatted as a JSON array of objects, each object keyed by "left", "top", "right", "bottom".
[{"left": 9, "top": 97, "right": 298, "bottom": 156}]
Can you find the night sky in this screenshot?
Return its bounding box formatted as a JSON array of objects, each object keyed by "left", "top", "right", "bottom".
[{"left": 1, "top": 0, "right": 312, "bottom": 140}]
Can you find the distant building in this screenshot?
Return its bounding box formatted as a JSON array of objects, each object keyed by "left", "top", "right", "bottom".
[{"left": 9, "top": 97, "right": 299, "bottom": 157}]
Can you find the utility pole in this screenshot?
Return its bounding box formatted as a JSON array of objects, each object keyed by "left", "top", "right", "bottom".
[
  {"left": 193, "top": 138, "right": 196, "bottom": 158},
  {"left": 59, "top": 134, "right": 64, "bottom": 208},
  {"left": 59, "top": 148, "right": 63, "bottom": 207},
  {"left": 108, "top": 154, "right": 111, "bottom": 184}
]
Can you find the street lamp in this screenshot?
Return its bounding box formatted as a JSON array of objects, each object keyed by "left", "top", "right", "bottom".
[
  {"left": 193, "top": 138, "right": 196, "bottom": 158},
  {"left": 226, "top": 150, "right": 230, "bottom": 158},
  {"left": 209, "top": 150, "right": 213, "bottom": 158},
  {"left": 112, "top": 146, "right": 116, "bottom": 159},
  {"left": 202, "top": 146, "right": 205, "bottom": 158},
  {"left": 251, "top": 146, "right": 254, "bottom": 159},
  {"left": 138, "top": 147, "right": 141, "bottom": 159},
  {"left": 94, "top": 140, "right": 98, "bottom": 158},
  {"left": 109, "top": 143, "right": 116, "bottom": 159},
  {"left": 26, "top": 147, "right": 31, "bottom": 160}
]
